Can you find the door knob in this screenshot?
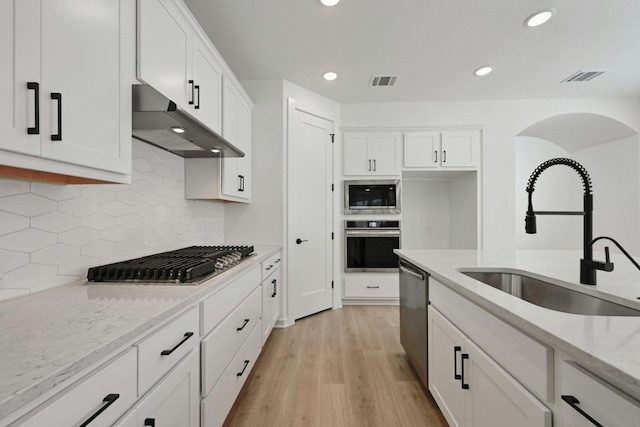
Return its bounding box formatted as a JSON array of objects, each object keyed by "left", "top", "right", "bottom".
[{"left": 296, "top": 238, "right": 308, "bottom": 245}]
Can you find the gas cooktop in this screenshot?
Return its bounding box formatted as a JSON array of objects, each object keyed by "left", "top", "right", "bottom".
[{"left": 87, "top": 245, "right": 254, "bottom": 284}]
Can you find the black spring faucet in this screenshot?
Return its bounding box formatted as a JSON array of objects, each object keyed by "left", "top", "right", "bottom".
[{"left": 525, "top": 158, "right": 609, "bottom": 285}]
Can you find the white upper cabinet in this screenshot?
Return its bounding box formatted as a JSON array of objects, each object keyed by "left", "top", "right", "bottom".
[
  {"left": 403, "top": 130, "right": 480, "bottom": 170},
  {"left": 221, "top": 77, "right": 252, "bottom": 201},
  {"left": 0, "top": 0, "right": 132, "bottom": 183},
  {"left": 137, "top": 0, "right": 224, "bottom": 135},
  {"left": 343, "top": 131, "right": 401, "bottom": 176}
]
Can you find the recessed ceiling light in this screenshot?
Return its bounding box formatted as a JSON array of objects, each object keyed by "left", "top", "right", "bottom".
[
  {"left": 323, "top": 71, "right": 338, "bottom": 81},
  {"left": 525, "top": 8, "right": 556, "bottom": 27},
  {"left": 211, "top": 147, "right": 221, "bottom": 153},
  {"left": 474, "top": 66, "right": 493, "bottom": 76},
  {"left": 320, "top": 0, "right": 340, "bottom": 6},
  {"left": 171, "top": 126, "right": 185, "bottom": 134}
]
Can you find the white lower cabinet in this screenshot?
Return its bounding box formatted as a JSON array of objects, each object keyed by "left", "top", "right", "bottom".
[
  {"left": 201, "top": 319, "right": 262, "bottom": 427},
  {"left": 12, "top": 348, "right": 137, "bottom": 427},
  {"left": 261, "top": 251, "right": 282, "bottom": 343},
  {"left": 559, "top": 360, "right": 640, "bottom": 427},
  {"left": 343, "top": 273, "right": 399, "bottom": 299},
  {"left": 115, "top": 349, "right": 200, "bottom": 427},
  {"left": 428, "top": 306, "right": 551, "bottom": 427}
]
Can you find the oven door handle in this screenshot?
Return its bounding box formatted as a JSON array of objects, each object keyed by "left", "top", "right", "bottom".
[{"left": 345, "top": 230, "right": 400, "bottom": 237}]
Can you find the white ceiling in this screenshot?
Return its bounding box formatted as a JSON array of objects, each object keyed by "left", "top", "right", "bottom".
[{"left": 184, "top": 0, "right": 640, "bottom": 104}]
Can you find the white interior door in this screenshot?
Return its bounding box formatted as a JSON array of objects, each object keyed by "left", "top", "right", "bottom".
[{"left": 289, "top": 106, "right": 333, "bottom": 320}]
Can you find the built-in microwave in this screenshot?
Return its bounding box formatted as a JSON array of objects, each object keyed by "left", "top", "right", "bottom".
[{"left": 344, "top": 179, "right": 400, "bottom": 214}]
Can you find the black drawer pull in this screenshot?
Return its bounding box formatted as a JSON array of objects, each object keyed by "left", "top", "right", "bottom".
[
  {"left": 237, "top": 319, "right": 250, "bottom": 331},
  {"left": 194, "top": 84, "right": 200, "bottom": 109},
  {"left": 272, "top": 279, "right": 277, "bottom": 297},
  {"left": 561, "top": 395, "right": 603, "bottom": 427},
  {"left": 27, "top": 82, "right": 39, "bottom": 134},
  {"left": 144, "top": 418, "right": 156, "bottom": 427},
  {"left": 160, "top": 332, "right": 194, "bottom": 356},
  {"left": 50, "top": 92, "right": 62, "bottom": 141},
  {"left": 453, "top": 346, "right": 462, "bottom": 380},
  {"left": 265, "top": 264, "right": 273, "bottom": 271},
  {"left": 237, "top": 360, "right": 250, "bottom": 377},
  {"left": 366, "top": 285, "right": 380, "bottom": 289},
  {"left": 188, "top": 80, "right": 195, "bottom": 105},
  {"left": 460, "top": 353, "right": 469, "bottom": 389},
  {"left": 78, "top": 393, "right": 119, "bottom": 427}
]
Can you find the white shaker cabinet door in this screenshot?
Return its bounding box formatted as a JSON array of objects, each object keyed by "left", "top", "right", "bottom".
[
  {"left": 39, "top": 0, "right": 130, "bottom": 174},
  {"left": 0, "top": 0, "right": 41, "bottom": 157},
  {"left": 369, "top": 133, "right": 400, "bottom": 174},
  {"left": 403, "top": 131, "right": 440, "bottom": 169},
  {"left": 191, "top": 35, "right": 223, "bottom": 135},
  {"left": 440, "top": 131, "right": 479, "bottom": 168}
]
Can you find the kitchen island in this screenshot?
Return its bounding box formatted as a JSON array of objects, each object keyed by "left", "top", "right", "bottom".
[{"left": 397, "top": 248, "right": 640, "bottom": 426}]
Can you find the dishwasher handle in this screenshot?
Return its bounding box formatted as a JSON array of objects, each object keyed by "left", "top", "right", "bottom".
[{"left": 399, "top": 262, "right": 426, "bottom": 281}]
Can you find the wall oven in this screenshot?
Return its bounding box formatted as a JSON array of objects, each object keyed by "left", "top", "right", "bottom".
[
  {"left": 344, "top": 179, "right": 401, "bottom": 214},
  {"left": 344, "top": 220, "right": 400, "bottom": 272}
]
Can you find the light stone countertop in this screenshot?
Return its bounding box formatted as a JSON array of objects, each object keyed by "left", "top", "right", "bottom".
[
  {"left": 395, "top": 249, "right": 640, "bottom": 401},
  {"left": 0, "top": 245, "right": 280, "bottom": 421}
]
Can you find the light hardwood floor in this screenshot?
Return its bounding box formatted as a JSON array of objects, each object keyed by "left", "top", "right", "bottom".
[{"left": 224, "top": 305, "right": 448, "bottom": 427}]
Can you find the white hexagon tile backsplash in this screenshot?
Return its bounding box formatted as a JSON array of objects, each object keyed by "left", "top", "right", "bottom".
[{"left": 0, "top": 140, "right": 225, "bottom": 300}]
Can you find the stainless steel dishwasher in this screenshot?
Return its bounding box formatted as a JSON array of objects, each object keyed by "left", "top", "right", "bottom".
[{"left": 399, "top": 258, "right": 429, "bottom": 388}]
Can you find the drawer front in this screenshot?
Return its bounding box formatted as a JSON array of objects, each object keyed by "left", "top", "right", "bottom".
[
  {"left": 138, "top": 306, "right": 199, "bottom": 396},
  {"left": 201, "top": 265, "right": 261, "bottom": 336},
  {"left": 430, "top": 278, "right": 553, "bottom": 402},
  {"left": 344, "top": 274, "right": 399, "bottom": 298},
  {"left": 201, "top": 286, "right": 262, "bottom": 396},
  {"left": 261, "top": 251, "right": 282, "bottom": 281},
  {"left": 560, "top": 361, "right": 640, "bottom": 427},
  {"left": 201, "top": 320, "right": 262, "bottom": 427},
  {"left": 15, "top": 348, "right": 137, "bottom": 427}
]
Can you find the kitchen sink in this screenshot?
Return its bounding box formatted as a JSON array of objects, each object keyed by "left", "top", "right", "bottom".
[{"left": 458, "top": 269, "right": 640, "bottom": 316}]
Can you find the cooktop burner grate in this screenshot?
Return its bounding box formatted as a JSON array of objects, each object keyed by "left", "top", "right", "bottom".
[{"left": 87, "top": 245, "right": 254, "bottom": 284}]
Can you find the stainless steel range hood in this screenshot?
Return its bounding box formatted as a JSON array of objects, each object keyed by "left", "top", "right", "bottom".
[{"left": 132, "top": 85, "right": 244, "bottom": 158}]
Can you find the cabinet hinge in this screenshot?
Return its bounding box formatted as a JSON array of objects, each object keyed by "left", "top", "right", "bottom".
[
  {"left": 330, "top": 133, "right": 335, "bottom": 143},
  {"left": 331, "top": 280, "right": 334, "bottom": 289}
]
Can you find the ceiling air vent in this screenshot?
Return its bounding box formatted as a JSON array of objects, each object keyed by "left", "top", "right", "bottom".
[
  {"left": 370, "top": 75, "right": 397, "bottom": 87},
  {"left": 562, "top": 70, "right": 606, "bottom": 82}
]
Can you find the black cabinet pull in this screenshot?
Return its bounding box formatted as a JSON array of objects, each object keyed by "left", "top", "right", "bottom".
[
  {"left": 434, "top": 150, "right": 437, "bottom": 163},
  {"left": 78, "top": 393, "right": 119, "bottom": 427},
  {"left": 160, "top": 332, "right": 194, "bottom": 356},
  {"left": 194, "top": 84, "right": 200, "bottom": 109},
  {"left": 237, "top": 319, "right": 250, "bottom": 331},
  {"left": 453, "top": 346, "right": 462, "bottom": 380},
  {"left": 272, "top": 279, "right": 277, "bottom": 297},
  {"left": 188, "top": 80, "right": 195, "bottom": 105},
  {"left": 27, "top": 82, "right": 39, "bottom": 134},
  {"left": 443, "top": 150, "right": 447, "bottom": 163},
  {"left": 144, "top": 419, "right": 156, "bottom": 427},
  {"left": 50, "top": 92, "right": 62, "bottom": 141},
  {"left": 373, "top": 159, "right": 376, "bottom": 171},
  {"left": 460, "top": 353, "right": 469, "bottom": 389},
  {"left": 368, "top": 159, "right": 372, "bottom": 171},
  {"left": 561, "top": 395, "right": 603, "bottom": 427},
  {"left": 237, "top": 360, "right": 250, "bottom": 377}
]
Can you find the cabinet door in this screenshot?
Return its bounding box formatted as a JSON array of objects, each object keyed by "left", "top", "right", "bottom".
[
  {"left": 370, "top": 133, "right": 400, "bottom": 174},
  {"left": 465, "top": 339, "right": 551, "bottom": 427},
  {"left": 428, "top": 306, "right": 466, "bottom": 427},
  {"left": 221, "top": 77, "right": 240, "bottom": 197},
  {"left": 343, "top": 133, "right": 371, "bottom": 175},
  {"left": 191, "top": 35, "right": 223, "bottom": 134},
  {"left": 138, "top": 0, "right": 192, "bottom": 111},
  {"left": 235, "top": 97, "right": 252, "bottom": 200},
  {"left": 0, "top": 0, "right": 41, "bottom": 156},
  {"left": 134, "top": 350, "right": 200, "bottom": 427},
  {"left": 403, "top": 131, "right": 440, "bottom": 169},
  {"left": 40, "top": 0, "right": 129, "bottom": 174},
  {"left": 441, "top": 131, "right": 478, "bottom": 168}
]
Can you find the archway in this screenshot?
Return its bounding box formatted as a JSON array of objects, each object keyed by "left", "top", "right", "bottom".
[{"left": 515, "top": 113, "right": 640, "bottom": 255}]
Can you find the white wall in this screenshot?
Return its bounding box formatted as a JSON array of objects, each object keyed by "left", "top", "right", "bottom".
[
  {"left": 402, "top": 179, "right": 451, "bottom": 249},
  {"left": 0, "top": 140, "right": 225, "bottom": 301},
  {"left": 450, "top": 172, "right": 478, "bottom": 249},
  {"left": 341, "top": 98, "right": 640, "bottom": 250}
]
